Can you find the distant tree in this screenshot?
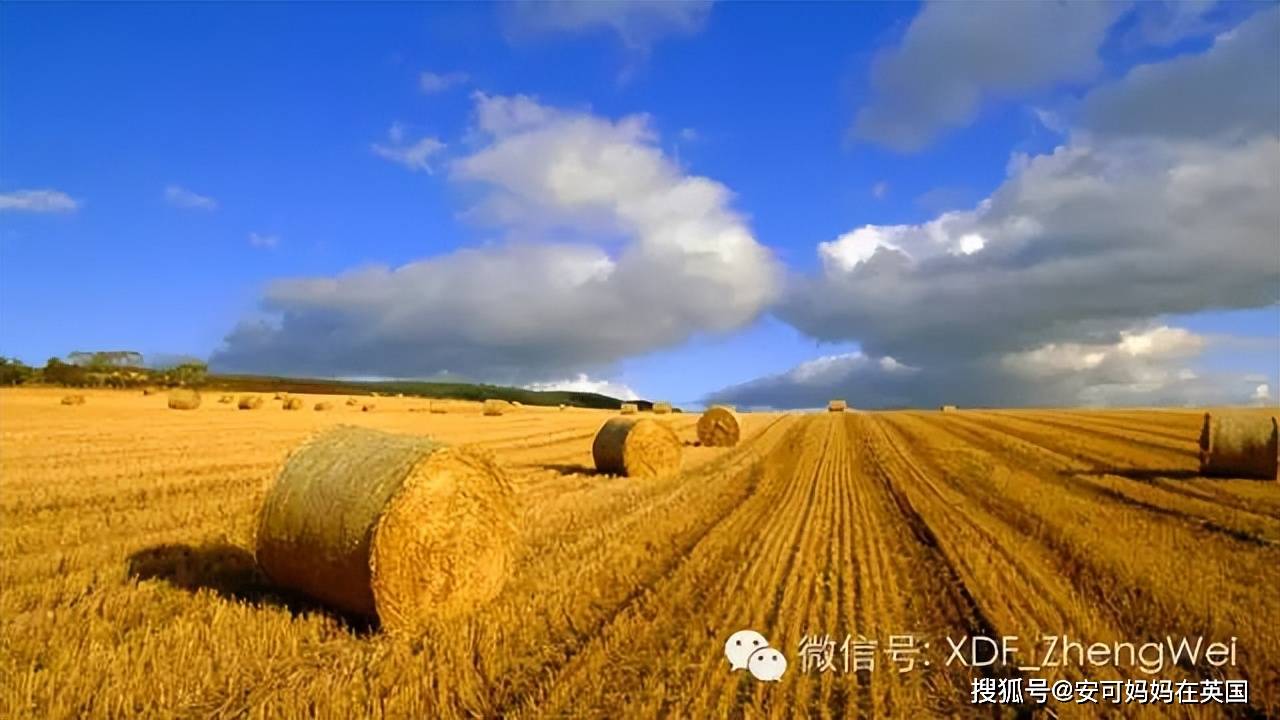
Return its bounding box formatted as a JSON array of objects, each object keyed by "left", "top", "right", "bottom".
[
  {"left": 42, "top": 357, "right": 86, "bottom": 386},
  {"left": 0, "top": 357, "right": 35, "bottom": 385},
  {"left": 170, "top": 361, "right": 208, "bottom": 387}
]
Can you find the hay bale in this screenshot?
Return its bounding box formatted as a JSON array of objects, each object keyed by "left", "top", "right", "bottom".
[
  {"left": 511, "top": 400, "right": 522, "bottom": 408},
  {"left": 483, "top": 399, "right": 506, "bottom": 416},
  {"left": 362, "top": 403, "right": 376, "bottom": 412},
  {"left": 1199, "top": 412, "right": 1278, "bottom": 480},
  {"left": 827, "top": 399, "right": 847, "bottom": 412},
  {"left": 429, "top": 401, "right": 448, "bottom": 415},
  {"left": 347, "top": 397, "right": 360, "bottom": 406},
  {"left": 620, "top": 403, "right": 638, "bottom": 415},
  {"left": 273, "top": 392, "right": 284, "bottom": 400},
  {"left": 558, "top": 403, "right": 567, "bottom": 411},
  {"left": 254, "top": 426, "right": 517, "bottom": 629},
  {"left": 592, "top": 417, "right": 682, "bottom": 478},
  {"left": 167, "top": 388, "right": 201, "bottom": 410},
  {"left": 141, "top": 387, "right": 157, "bottom": 396},
  {"left": 60, "top": 394, "right": 86, "bottom": 406},
  {"left": 314, "top": 401, "right": 334, "bottom": 411},
  {"left": 218, "top": 394, "right": 236, "bottom": 404},
  {"left": 653, "top": 401, "right": 672, "bottom": 415},
  {"left": 697, "top": 405, "right": 741, "bottom": 447},
  {"left": 395, "top": 393, "right": 404, "bottom": 398},
  {"left": 238, "top": 395, "right": 263, "bottom": 410},
  {"left": 940, "top": 405, "right": 958, "bottom": 413},
  {"left": 282, "top": 397, "right": 305, "bottom": 411}
]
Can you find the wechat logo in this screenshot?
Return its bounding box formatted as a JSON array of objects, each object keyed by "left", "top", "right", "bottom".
[{"left": 725, "top": 629, "right": 788, "bottom": 682}]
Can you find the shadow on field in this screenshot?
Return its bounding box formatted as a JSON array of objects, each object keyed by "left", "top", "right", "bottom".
[
  {"left": 1063, "top": 468, "right": 1202, "bottom": 481},
  {"left": 126, "top": 542, "right": 375, "bottom": 634},
  {"left": 540, "top": 462, "right": 603, "bottom": 477}
]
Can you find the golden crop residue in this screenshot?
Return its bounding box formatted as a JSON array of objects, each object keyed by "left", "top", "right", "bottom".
[{"left": 1, "top": 388, "right": 1276, "bottom": 718}]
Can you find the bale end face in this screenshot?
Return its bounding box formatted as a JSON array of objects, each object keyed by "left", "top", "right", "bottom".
[
  {"left": 827, "top": 399, "right": 847, "bottom": 412},
  {"left": 282, "top": 397, "right": 305, "bottom": 411},
  {"left": 1199, "top": 412, "right": 1279, "bottom": 480},
  {"left": 168, "top": 389, "right": 201, "bottom": 410},
  {"left": 238, "top": 395, "right": 263, "bottom": 410},
  {"left": 697, "top": 406, "right": 741, "bottom": 447},
  {"left": 254, "top": 426, "right": 517, "bottom": 630},
  {"left": 592, "top": 417, "right": 682, "bottom": 478}
]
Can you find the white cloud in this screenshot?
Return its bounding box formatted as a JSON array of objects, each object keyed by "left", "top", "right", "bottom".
[
  {"left": 1252, "top": 383, "right": 1272, "bottom": 402},
  {"left": 678, "top": 127, "right": 699, "bottom": 142},
  {"left": 248, "top": 232, "right": 279, "bottom": 249},
  {"left": 503, "top": 0, "right": 712, "bottom": 51},
  {"left": 872, "top": 181, "right": 889, "bottom": 200},
  {"left": 854, "top": 0, "right": 1126, "bottom": 151},
  {"left": 214, "top": 94, "right": 780, "bottom": 383},
  {"left": 738, "top": 13, "right": 1280, "bottom": 409},
  {"left": 525, "top": 373, "right": 640, "bottom": 400},
  {"left": 371, "top": 123, "right": 446, "bottom": 172},
  {"left": 164, "top": 185, "right": 218, "bottom": 210},
  {"left": 419, "top": 71, "right": 469, "bottom": 94},
  {"left": 0, "top": 189, "right": 79, "bottom": 213}
]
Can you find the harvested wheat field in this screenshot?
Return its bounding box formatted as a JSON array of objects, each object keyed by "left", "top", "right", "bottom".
[{"left": 1, "top": 388, "right": 1278, "bottom": 718}]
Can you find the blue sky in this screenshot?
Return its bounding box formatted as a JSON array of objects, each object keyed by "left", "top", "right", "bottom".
[{"left": 2, "top": 1, "right": 1277, "bottom": 408}]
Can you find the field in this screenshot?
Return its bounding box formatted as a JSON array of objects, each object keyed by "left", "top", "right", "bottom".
[{"left": 1, "top": 388, "right": 1277, "bottom": 718}]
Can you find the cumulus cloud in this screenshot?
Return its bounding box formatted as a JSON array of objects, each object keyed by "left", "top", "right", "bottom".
[
  {"left": 1081, "top": 7, "right": 1280, "bottom": 142},
  {"left": 503, "top": 0, "right": 712, "bottom": 51},
  {"left": 418, "top": 70, "right": 469, "bottom": 94},
  {"left": 854, "top": 0, "right": 1125, "bottom": 151},
  {"left": 371, "top": 123, "right": 446, "bottom": 172},
  {"left": 525, "top": 373, "right": 640, "bottom": 400},
  {"left": 164, "top": 185, "right": 217, "bottom": 210},
  {"left": 0, "top": 189, "right": 79, "bottom": 213},
  {"left": 213, "top": 94, "right": 780, "bottom": 383},
  {"left": 723, "top": 13, "right": 1280, "bottom": 409}
]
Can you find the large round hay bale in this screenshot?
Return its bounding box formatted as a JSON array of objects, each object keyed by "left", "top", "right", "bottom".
[
  {"left": 653, "top": 401, "right": 672, "bottom": 415},
  {"left": 827, "top": 399, "right": 847, "bottom": 412},
  {"left": 314, "top": 401, "right": 334, "bottom": 411},
  {"left": 61, "top": 394, "right": 86, "bottom": 406},
  {"left": 1199, "top": 412, "right": 1278, "bottom": 480},
  {"left": 940, "top": 405, "right": 958, "bottom": 413},
  {"left": 282, "top": 397, "right": 305, "bottom": 411},
  {"left": 619, "top": 403, "right": 638, "bottom": 415},
  {"left": 483, "top": 399, "right": 506, "bottom": 416},
  {"left": 238, "top": 395, "right": 263, "bottom": 410},
  {"left": 168, "top": 388, "right": 201, "bottom": 410},
  {"left": 697, "top": 405, "right": 741, "bottom": 447},
  {"left": 592, "top": 417, "right": 682, "bottom": 478},
  {"left": 254, "top": 426, "right": 517, "bottom": 629}
]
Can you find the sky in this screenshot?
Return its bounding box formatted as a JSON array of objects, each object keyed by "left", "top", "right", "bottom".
[{"left": 2, "top": 1, "right": 1277, "bottom": 409}]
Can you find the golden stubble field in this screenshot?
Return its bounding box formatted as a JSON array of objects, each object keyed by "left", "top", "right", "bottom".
[{"left": 1, "top": 388, "right": 1277, "bottom": 718}]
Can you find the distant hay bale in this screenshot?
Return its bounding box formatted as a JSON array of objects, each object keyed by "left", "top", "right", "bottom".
[
  {"left": 238, "top": 395, "right": 263, "bottom": 410},
  {"left": 511, "top": 401, "right": 522, "bottom": 408},
  {"left": 828, "top": 399, "right": 847, "bottom": 412},
  {"left": 395, "top": 393, "right": 404, "bottom": 398},
  {"left": 141, "top": 387, "right": 157, "bottom": 396},
  {"left": 219, "top": 394, "right": 236, "bottom": 404},
  {"left": 254, "top": 426, "right": 517, "bottom": 629},
  {"left": 362, "top": 403, "right": 376, "bottom": 412},
  {"left": 620, "top": 403, "right": 638, "bottom": 415},
  {"left": 592, "top": 417, "right": 683, "bottom": 478},
  {"left": 653, "top": 401, "right": 672, "bottom": 415},
  {"left": 429, "top": 402, "right": 448, "bottom": 415},
  {"left": 483, "top": 399, "right": 506, "bottom": 416},
  {"left": 282, "top": 397, "right": 305, "bottom": 411},
  {"left": 558, "top": 403, "right": 567, "bottom": 411},
  {"left": 168, "top": 388, "right": 201, "bottom": 410},
  {"left": 314, "top": 402, "right": 334, "bottom": 411},
  {"left": 371, "top": 392, "right": 381, "bottom": 398},
  {"left": 940, "top": 405, "right": 958, "bottom": 413},
  {"left": 273, "top": 392, "right": 284, "bottom": 400},
  {"left": 1199, "top": 412, "right": 1278, "bottom": 480},
  {"left": 60, "top": 394, "right": 86, "bottom": 406},
  {"left": 346, "top": 397, "right": 359, "bottom": 406},
  {"left": 697, "top": 405, "right": 741, "bottom": 447}
]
